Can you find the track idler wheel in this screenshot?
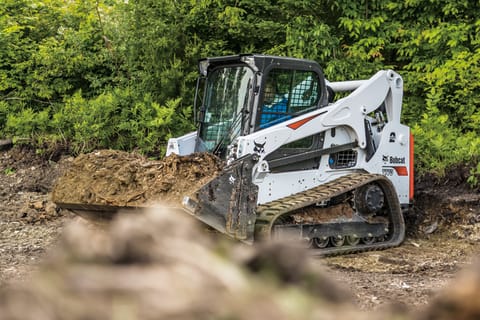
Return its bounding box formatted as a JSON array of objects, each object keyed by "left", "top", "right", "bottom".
[
  {"left": 330, "top": 235, "right": 345, "bottom": 247},
  {"left": 313, "top": 237, "right": 329, "bottom": 248},
  {"left": 355, "top": 183, "right": 385, "bottom": 214},
  {"left": 346, "top": 235, "right": 360, "bottom": 246}
]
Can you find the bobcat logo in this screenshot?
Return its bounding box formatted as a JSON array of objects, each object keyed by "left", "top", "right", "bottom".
[
  {"left": 253, "top": 141, "right": 266, "bottom": 154},
  {"left": 382, "top": 155, "right": 389, "bottom": 162}
]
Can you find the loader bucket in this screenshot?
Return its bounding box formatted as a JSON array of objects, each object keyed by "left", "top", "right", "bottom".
[{"left": 183, "top": 154, "right": 258, "bottom": 243}]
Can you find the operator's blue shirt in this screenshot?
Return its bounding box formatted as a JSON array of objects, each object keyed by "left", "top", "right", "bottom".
[{"left": 260, "top": 97, "right": 291, "bottom": 128}]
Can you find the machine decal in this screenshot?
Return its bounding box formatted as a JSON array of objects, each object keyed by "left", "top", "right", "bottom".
[
  {"left": 393, "top": 166, "right": 408, "bottom": 176},
  {"left": 382, "top": 155, "right": 406, "bottom": 165},
  {"left": 287, "top": 112, "right": 325, "bottom": 130},
  {"left": 382, "top": 166, "right": 408, "bottom": 176},
  {"left": 389, "top": 132, "right": 396, "bottom": 143},
  {"left": 390, "top": 156, "right": 406, "bottom": 164},
  {"left": 382, "top": 168, "right": 394, "bottom": 176},
  {"left": 253, "top": 141, "right": 266, "bottom": 154}
]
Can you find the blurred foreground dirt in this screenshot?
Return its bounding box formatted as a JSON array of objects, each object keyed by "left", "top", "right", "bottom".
[
  {"left": 0, "top": 209, "right": 377, "bottom": 320},
  {"left": 1, "top": 207, "right": 479, "bottom": 320}
]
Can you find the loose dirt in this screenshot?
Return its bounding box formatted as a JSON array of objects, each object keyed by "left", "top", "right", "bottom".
[
  {"left": 51, "top": 149, "right": 223, "bottom": 206},
  {"left": 0, "top": 146, "right": 70, "bottom": 284},
  {"left": 1, "top": 145, "right": 479, "bottom": 315}
]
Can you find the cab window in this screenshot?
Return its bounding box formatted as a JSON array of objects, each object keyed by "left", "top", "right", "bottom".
[{"left": 258, "top": 69, "right": 320, "bottom": 129}]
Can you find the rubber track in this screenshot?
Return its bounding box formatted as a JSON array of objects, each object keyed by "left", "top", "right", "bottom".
[{"left": 255, "top": 173, "right": 405, "bottom": 256}]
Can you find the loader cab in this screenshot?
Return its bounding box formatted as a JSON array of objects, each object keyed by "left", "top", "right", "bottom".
[{"left": 194, "top": 54, "right": 328, "bottom": 159}]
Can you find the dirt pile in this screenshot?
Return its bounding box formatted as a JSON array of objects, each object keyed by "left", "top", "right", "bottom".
[
  {"left": 51, "top": 150, "right": 223, "bottom": 207},
  {"left": 0, "top": 208, "right": 379, "bottom": 320},
  {"left": 18, "top": 199, "right": 61, "bottom": 224}
]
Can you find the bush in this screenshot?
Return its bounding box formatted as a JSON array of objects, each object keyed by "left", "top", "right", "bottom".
[
  {"left": 52, "top": 88, "right": 191, "bottom": 155},
  {"left": 412, "top": 105, "right": 480, "bottom": 177}
]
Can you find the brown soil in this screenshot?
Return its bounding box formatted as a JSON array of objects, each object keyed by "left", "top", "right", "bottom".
[
  {"left": 1, "top": 145, "right": 479, "bottom": 317},
  {"left": 0, "top": 145, "right": 71, "bottom": 284},
  {"left": 51, "top": 149, "right": 223, "bottom": 206}
]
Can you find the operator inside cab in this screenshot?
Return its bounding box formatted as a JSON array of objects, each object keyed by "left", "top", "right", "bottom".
[{"left": 260, "top": 78, "right": 290, "bottom": 128}]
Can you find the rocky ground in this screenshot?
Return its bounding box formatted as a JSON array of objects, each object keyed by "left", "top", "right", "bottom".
[{"left": 0, "top": 145, "right": 479, "bottom": 317}]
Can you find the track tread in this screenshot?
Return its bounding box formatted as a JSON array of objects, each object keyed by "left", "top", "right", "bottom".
[{"left": 255, "top": 173, "right": 405, "bottom": 256}]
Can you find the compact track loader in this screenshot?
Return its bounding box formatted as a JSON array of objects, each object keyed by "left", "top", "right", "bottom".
[{"left": 56, "top": 54, "right": 414, "bottom": 255}]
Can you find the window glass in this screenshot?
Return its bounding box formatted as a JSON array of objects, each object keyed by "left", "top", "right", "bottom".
[
  {"left": 199, "top": 66, "right": 253, "bottom": 156},
  {"left": 259, "top": 69, "right": 320, "bottom": 129}
]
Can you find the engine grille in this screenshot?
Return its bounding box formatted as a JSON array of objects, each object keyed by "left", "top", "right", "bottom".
[{"left": 329, "top": 149, "right": 357, "bottom": 169}]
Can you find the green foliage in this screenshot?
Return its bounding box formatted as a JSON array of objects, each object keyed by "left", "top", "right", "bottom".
[
  {"left": 467, "top": 162, "right": 480, "bottom": 189},
  {"left": 5, "top": 107, "right": 51, "bottom": 137},
  {"left": 412, "top": 105, "right": 480, "bottom": 175},
  {"left": 3, "top": 167, "right": 15, "bottom": 175},
  {"left": 0, "top": 0, "right": 478, "bottom": 182},
  {"left": 51, "top": 89, "right": 188, "bottom": 155},
  {"left": 0, "top": 0, "right": 115, "bottom": 107}
]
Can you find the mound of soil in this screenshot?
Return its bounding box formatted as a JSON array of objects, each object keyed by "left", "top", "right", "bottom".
[{"left": 51, "top": 150, "right": 223, "bottom": 206}]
